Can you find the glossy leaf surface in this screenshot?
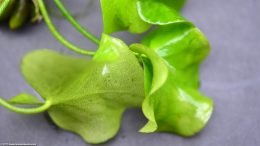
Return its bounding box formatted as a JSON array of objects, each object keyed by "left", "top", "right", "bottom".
[
  {"left": 142, "top": 23, "right": 210, "bottom": 88},
  {"left": 130, "top": 44, "right": 213, "bottom": 136},
  {"left": 21, "top": 35, "right": 144, "bottom": 144},
  {"left": 137, "top": 0, "right": 187, "bottom": 25}
]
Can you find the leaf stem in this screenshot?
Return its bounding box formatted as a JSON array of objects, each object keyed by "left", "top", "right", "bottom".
[
  {"left": 37, "top": 0, "right": 95, "bottom": 55},
  {"left": 0, "top": 0, "right": 10, "bottom": 16},
  {"left": 0, "top": 98, "right": 51, "bottom": 114},
  {"left": 54, "top": 0, "right": 100, "bottom": 45}
]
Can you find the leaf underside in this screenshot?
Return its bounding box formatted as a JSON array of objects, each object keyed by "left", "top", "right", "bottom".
[{"left": 21, "top": 34, "right": 144, "bottom": 144}]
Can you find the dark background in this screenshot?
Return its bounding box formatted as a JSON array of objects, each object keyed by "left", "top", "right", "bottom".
[{"left": 1, "top": 0, "right": 260, "bottom": 145}]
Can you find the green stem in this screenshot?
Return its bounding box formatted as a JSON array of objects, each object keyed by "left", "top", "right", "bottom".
[
  {"left": 0, "top": 98, "right": 51, "bottom": 114},
  {"left": 37, "top": 0, "right": 95, "bottom": 55},
  {"left": 54, "top": 0, "right": 100, "bottom": 45},
  {"left": 0, "top": 0, "right": 10, "bottom": 16}
]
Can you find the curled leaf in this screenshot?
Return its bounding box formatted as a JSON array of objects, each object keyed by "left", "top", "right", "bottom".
[
  {"left": 142, "top": 23, "right": 210, "bottom": 88},
  {"left": 130, "top": 44, "right": 213, "bottom": 136}
]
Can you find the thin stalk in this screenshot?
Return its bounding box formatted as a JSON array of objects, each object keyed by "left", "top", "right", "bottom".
[
  {"left": 0, "top": 98, "right": 51, "bottom": 114},
  {"left": 37, "top": 0, "right": 95, "bottom": 55},
  {"left": 54, "top": 0, "right": 100, "bottom": 45},
  {"left": 0, "top": 0, "right": 10, "bottom": 16}
]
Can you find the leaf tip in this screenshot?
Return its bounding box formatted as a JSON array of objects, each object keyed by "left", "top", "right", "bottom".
[{"left": 139, "top": 120, "right": 158, "bottom": 133}]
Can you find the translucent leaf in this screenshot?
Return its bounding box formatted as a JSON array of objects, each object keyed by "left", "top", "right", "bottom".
[
  {"left": 21, "top": 49, "right": 90, "bottom": 98},
  {"left": 21, "top": 34, "right": 144, "bottom": 144}
]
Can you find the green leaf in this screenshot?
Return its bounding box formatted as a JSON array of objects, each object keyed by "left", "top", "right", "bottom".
[
  {"left": 130, "top": 44, "right": 213, "bottom": 136},
  {"left": 21, "top": 34, "right": 144, "bottom": 144},
  {"left": 131, "top": 44, "right": 168, "bottom": 95},
  {"left": 8, "top": 93, "right": 42, "bottom": 105},
  {"left": 21, "top": 49, "right": 90, "bottom": 98},
  {"left": 142, "top": 23, "right": 210, "bottom": 88},
  {"left": 100, "top": 0, "right": 150, "bottom": 34},
  {"left": 131, "top": 44, "right": 168, "bottom": 131},
  {"left": 137, "top": 0, "right": 187, "bottom": 25},
  {"left": 169, "top": 0, "right": 186, "bottom": 11}
]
